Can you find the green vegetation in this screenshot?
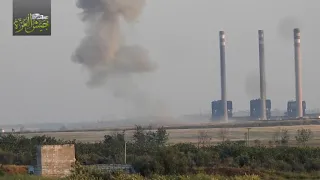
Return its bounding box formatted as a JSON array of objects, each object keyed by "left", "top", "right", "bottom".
[
  {"left": 0, "top": 175, "right": 54, "bottom": 180},
  {"left": 0, "top": 126, "right": 320, "bottom": 179},
  {"left": 0, "top": 174, "right": 261, "bottom": 180}
]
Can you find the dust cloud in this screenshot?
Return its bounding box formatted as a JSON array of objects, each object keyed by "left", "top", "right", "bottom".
[{"left": 72, "top": 0, "right": 170, "bottom": 119}]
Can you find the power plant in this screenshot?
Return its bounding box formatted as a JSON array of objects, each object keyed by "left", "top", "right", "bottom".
[
  {"left": 293, "top": 28, "right": 303, "bottom": 118},
  {"left": 211, "top": 28, "right": 315, "bottom": 121},
  {"left": 211, "top": 100, "right": 233, "bottom": 119},
  {"left": 250, "top": 99, "right": 271, "bottom": 120},
  {"left": 219, "top": 31, "right": 228, "bottom": 122},
  {"left": 258, "top": 30, "right": 267, "bottom": 120},
  {"left": 286, "top": 100, "right": 306, "bottom": 118}
]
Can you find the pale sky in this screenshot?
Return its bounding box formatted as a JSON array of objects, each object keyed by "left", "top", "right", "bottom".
[{"left": 0, "top": 0, "right": 319, "bottom": 123}]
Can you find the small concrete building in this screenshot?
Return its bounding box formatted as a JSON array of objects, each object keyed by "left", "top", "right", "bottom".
[{"left": 35, "top": 144, "right": 76, "bottom": 177}]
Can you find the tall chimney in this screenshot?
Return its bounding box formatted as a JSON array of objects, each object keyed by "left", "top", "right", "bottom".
[
  {"left": 258, "top": 30, "right": 267, "bottom": 120},
  {"left": 219, "top": 31, "right": 228, "bottom": 122},
  {"left": 294, "top": 28, "right": 303, "bottom": 118}
]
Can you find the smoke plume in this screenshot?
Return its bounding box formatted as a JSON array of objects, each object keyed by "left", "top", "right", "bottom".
[
  {"left": 72, "top": 0, "right": 172, "bottom": 120},
  {"left": 245, "top": 71, "right": 260, "bottom": 98},
  {"left": 72, "top": 0, "right": 156, "bottom": 87},
  {"left": 108, "top": 76, "right": 170, "bottom": 118},
  {"left": 277, "top": 16, "right": 303, "bottom": 41}
]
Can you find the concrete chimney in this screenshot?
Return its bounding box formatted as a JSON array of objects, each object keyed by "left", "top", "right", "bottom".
[
  {"left": 258, "top": 30, "right": 267, "bottom": 120},
  {"left": 294, "top": 28, "right": 303, "bottom": 118},
  {"left": 219, "top": 31, "right": 228, "bottom": 122}
]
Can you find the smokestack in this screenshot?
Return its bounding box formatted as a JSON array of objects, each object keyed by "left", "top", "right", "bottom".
[
  {"left": 258, "top": 30, "right": 267, "bottom": 120},
  {"left": 294, "top": 28, "right": 303, "bottom": 118},
  {"left": 219, "top": 31, "right": 228, "bottom": 122}
]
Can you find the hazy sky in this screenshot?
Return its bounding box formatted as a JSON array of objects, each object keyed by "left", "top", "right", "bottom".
[{"left": 0, "top": 0, "right": 319, "bottom": 123}]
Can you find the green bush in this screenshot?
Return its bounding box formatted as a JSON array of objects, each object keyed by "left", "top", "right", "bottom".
[
  {"left": 305, "top": 159, "right": 320, "bottom": 171},
  {"left": 0, "top": 174, "right": 262, "bottom": 180},
  {"left": 275, "top": 161, "right": 292, "bottom": 172}
]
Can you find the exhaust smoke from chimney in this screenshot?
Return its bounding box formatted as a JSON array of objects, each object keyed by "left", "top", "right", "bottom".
[
  {"left": 294, "top": 28, "right": 303, "bottom": 118},
  {"left": 258, "top": 30, "right": 267, "bottom": 120},
  {"left": 219, "top": 31, "right": 228, "bottom": 122}
]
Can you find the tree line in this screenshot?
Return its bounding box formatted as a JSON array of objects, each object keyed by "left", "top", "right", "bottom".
[{"left": 0, "top": 126, "right": 319, "bottom": 177}]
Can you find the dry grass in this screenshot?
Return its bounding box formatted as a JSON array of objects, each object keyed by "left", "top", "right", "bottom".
[
  {"left": 0, "top": 165, "right": 28, "bottom": 174},
  {"left": 19, "top": 125, "right": 320, "bottom": 146}
]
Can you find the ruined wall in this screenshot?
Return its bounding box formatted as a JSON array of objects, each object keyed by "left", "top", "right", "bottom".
[{"left": 35, "top": 144, "right": 76, "bottom": 177}]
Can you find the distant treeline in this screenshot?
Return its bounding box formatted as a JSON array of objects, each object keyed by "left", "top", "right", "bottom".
[{"left": 0, "top": 125, "right": 320, "bottom": 177}]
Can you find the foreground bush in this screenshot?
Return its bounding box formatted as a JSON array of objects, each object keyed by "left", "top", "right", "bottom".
[
  {"left": 149, "top": 174, "right": 260, "bottom": 180},
  {"left": 3, "top": 170, "right": 320, "bottom": 180},
  {"left": 62, "top": 164, "right": 261, "bottom": 180},
  {"left": 1, "top": 174, "right": 260, "bottom": 180},
  {"left": 2, "top": 127, "right": 320, "bottom": 177}
]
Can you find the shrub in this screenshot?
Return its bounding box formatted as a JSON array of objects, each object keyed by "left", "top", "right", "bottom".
[
  {"left": 132, "top": 155, "right": 163, "bottom": 176},
  {"left": 236, "top": 155, "right": 250, "bottom": 167},
  {"left": 291, "top": 162, "right": 305, "bottom": 172},
  {"left": 275, "top": 161, "right": 292, "bottom": 172},
  {"left": 305, "top": 159, "right": 320, "bottom": 171}
]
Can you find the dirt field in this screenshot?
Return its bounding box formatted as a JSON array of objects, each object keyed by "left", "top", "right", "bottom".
[{"left": 19, "top": 125, "right": 320, "bottom": 146}]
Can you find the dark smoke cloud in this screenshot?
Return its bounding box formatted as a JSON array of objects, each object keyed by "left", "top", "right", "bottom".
[
  {"left": 245, "top": 71, "right": 260, "bottom": 98},
  {"left": 72, "top": 0, "right": 170, "bottom": 119},
  {"left": 72, "top": 0, "right": 156, "bottom": 87},
  {"left": 277, "top": 16, "right": 303, "bottom": 41}
]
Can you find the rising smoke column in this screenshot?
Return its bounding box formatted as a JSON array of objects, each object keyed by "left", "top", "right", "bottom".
[
  {"left": 72, "top": 0, "right": 156, "bottom": 87},
  {"left": 72, "top": 0, "right": 171, "bottom": 119},
  {"left": 277, "top": 16, "right": 303, "bottom": 41},
  {"left": 245, "top": 71, "right": 260, "bottom": 98}
]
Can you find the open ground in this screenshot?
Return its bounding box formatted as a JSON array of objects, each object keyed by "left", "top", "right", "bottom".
[{"left": 19, "top": 124, "right": 320, "bottom": 146}]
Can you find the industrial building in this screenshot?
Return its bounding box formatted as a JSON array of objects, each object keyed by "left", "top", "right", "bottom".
[
  {"left": 250, "top": 99, "right": 271, "bottom": 120},
  {"left": 211, "top": 100, "right": 233, "bottom": 120},
  {"left": 286, "top": 100, "right": 306, "bottom": 118},
  {"left": 211, "top": 28, "right": 310, "bottom": 121}
]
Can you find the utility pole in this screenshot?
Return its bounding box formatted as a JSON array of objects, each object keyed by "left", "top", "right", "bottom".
[
  {"left": 123, "top": 130, "right": 127, "bottom": 164},
  {"left": 124, "top": 141, "right": 127, "bottom": 164},
  {"left": 247, "top": 128, "right": 251, "bottom": 146}
]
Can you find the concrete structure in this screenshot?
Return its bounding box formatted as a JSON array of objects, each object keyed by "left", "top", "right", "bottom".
[
  {"left": 35, "top": 144, "right": 76, "bottom": 177},
  {"left": 219, "top": 31, "right": 228, "bottom": 122},
  {"left": 250, "top": 99, "right": 271, "bottom": 120},
  {"left": 211, "top": 100, "right": 233, "bottom": 119},
  {"left": 258, "top": 30, "right": 267, "bottom": 120},
  {"left": 294, "top": 28, "right": 303, "bottom": 118},
  {"left": 287, "top": 100, "right": 306, "bottom": 117}
]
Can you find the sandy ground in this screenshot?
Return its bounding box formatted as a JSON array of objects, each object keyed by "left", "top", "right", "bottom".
[{"left": 18, "top": 125, "right": 320, "bottom": 146}]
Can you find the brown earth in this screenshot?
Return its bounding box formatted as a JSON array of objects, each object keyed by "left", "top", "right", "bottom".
[{"left": 0, "top": 165, "right": 28, "bottom": 174}]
